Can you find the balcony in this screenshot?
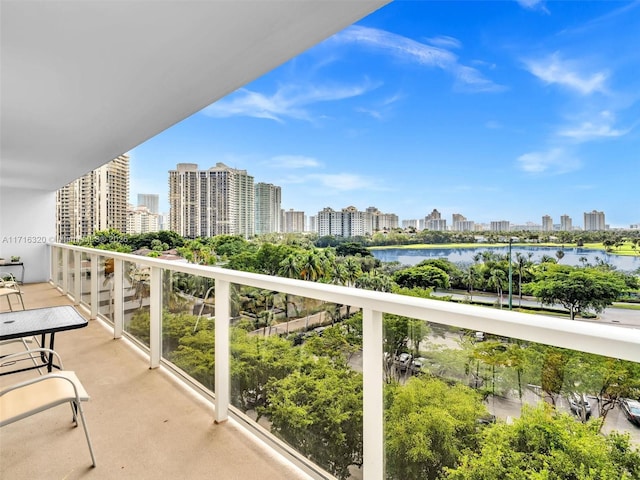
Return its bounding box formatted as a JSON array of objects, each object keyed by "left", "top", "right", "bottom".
[
  {"left": 2, "top": 243, "right": 639, "bottom": 479},
  {"left": 0, "top": 282, "right": 312, "bottom": 480}
]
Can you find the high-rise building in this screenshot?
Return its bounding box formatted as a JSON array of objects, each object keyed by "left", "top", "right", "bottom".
[
  {"left": 367, "top": 206, "right": 399, "bottom": 231},
  {"left": 56, "top": 154, "right": 130, "bottom": 242},
  {"left": 282, "top": 209, "right": 305, "bottom": 233},
  {"left": 424, "top": 208, "right": 446, "bottom": 230},
  {"left": 316, "top": 206, "right": 397, "bottom": 237},
  {"left": 584, "top": 210, "right": 606, "bottom": 231},
  {"left": 490, "top": 220, "right": 510, "bottom": 232},
  {"left": 169, "top": 162, "right": 254, "bottom": 238},
  {"left": 254, "top": 183, "right": 281, "bottom": 235},
  {"left": 542, "top": 215, "right": 553, "bottom": 232},
  {"left": 127, "top": 205, "right": 160, "bottom": 234},
  {"left": 451, "top": 213, "right": 474, "bottom": 232},
  {"left": 402, "top": 219, "right": 418, "bottom": 229},
  {"left": 137, "top": 194, "right": 159, "bottom": 214},
  {"left": 560, "top": 214, "right": 572, "bottom": 231}
]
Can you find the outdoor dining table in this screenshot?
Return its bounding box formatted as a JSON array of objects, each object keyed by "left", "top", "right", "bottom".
[{"left": 0, "top": 305, "right": 88, "bottom": 375}]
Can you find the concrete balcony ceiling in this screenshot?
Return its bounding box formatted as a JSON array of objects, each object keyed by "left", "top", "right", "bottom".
[{"left": 0, "top": 0, "right": 389, "bottom": 191}]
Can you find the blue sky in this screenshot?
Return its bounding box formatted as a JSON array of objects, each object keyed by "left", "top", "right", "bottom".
[{"left": 129, "top": 0, "right": 640, "bottom": 229}]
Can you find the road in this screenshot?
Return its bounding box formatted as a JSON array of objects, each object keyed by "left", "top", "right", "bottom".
[{"left": 431, "top": 290, "right": 640, "bottom": 329}]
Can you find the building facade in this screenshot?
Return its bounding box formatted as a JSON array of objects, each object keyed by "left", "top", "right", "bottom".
[
  {"left": 137, "top": 193, "right": 159, "bottom": 214},
  {"left": 56, "top": 154, "right": 130, "bottom": 241},
  {"left": 584, "top": 210, "right": 606, "bottom": 231},
  {"left": 127, "top": 205, "right": 160, "bottom": 234},
  {"left": 282, "top": 209, "right": 306, "bottom": 233},
  {"left": 490, "top": 220, "right": 510, "bottom": 232},
  {"left": 560, "top": 214, "right": 572, "bottom": 231},
  {"left": 169, "top": 162, "right": 255, "bottom": 238},
  {"left": 542, "top": 215, "right": 553, "bottom": 232},
  {"left": 254, "top": 183, "right": 281, "bottom": 235}
]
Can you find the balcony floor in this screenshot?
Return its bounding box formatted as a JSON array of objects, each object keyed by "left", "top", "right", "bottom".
[{"left": 1, "top": 283, "right": 312, "bottom": 480}]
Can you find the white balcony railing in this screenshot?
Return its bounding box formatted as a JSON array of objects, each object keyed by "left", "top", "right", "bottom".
[{"left": 50, "top": 243, "right": 640, "bottom": 480}]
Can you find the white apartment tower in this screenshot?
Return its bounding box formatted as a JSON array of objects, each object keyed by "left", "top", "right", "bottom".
[
  {"left": 490, "top": 220, "right": 510, "bottom": 232},
  {"left": 282, "top": 209, "right": 306, "bottom": 233},
  {"left": 127, "top": 206, "right": 160, "bottom": 234},
  {"left": 56, "top": 154, "right": 130, "bottom": 242},
  {"left": 254, "top": 183, "right": 281, "bottom": 235},
  {"left": 542, "top": 215, "right": 553, "bottom": 232},
  {"left": 560, "top": 214, "right": 572, "bottom": 231},
  {"left": 451, "top": 213, "right": 474, "bottom": 232},
  {"left": 137, "top": 194, "right": 159, "bottom": 214},
  {"left": 584, "top": 210, "right": 606, "bottom": 231},
  {"left": 317, "top": 207, "right": 343, "bottom": 237},
  {"left": 366, "top": 207, "right": 399, "bottom": 231},
  {"left": 169, "top": 162, "right": 254, "bottom": 238}
]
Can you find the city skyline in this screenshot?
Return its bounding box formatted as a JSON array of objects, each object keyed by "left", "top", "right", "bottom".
[{"left": 129, "top": 1, "right": 640, "bottom": 228}]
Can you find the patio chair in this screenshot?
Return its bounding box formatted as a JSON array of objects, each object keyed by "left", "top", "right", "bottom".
[
  {"left": 0, "top": 273, "right": 25, "bottom": 311},
  {"left": 0, "top": 348, "right": 96, "bottom": 467}
]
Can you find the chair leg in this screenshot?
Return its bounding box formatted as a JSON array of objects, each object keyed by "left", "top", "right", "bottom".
[
  {"left": 74, "top": 400, "right": 97, "bottom": 467},
  {"left": 17, "top": 293, "right": 25, "bottom": 310}
]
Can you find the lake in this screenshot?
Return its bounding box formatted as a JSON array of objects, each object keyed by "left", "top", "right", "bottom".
[{"left": 371, "top": 246, "right": 640, "bottom": 272}]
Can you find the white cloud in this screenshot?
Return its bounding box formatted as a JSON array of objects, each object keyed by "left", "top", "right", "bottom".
[
  {"left": 202, "top": 81, "right": 376, "bottom": 122},
  {"left": 524, "top": 52, "right": 608, "bottom": 95},
  {"left": 516, "top": 0, "right": 549, "bottom": 13},
  {"left": 308, "top": 173, "right": 383, "bottom": 191},
  {"left": 516, "top": 147, "right": 581, "bottom": 174},
  {"left": 558, "top": 111, "right": 632, "bottom": 141},
  {"left": 269, "top": 155, "right": 321, "bottom": 169},
  {"left": 426, "top": 35, "right": 462, "bottom": 50},
  {"left": 336, "top": 25, "right": 503, "bottom": 92}
]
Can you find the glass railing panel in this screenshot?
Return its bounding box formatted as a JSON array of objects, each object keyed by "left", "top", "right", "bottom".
[
  {"left": 66, "top": 249, "right": 75, "bottom": 293},
  {"left": 382, "top": 319, "right": 640, "bottom": 480},
  {"left": 97, "top": 254, "right": 114, "bottom": 323},
  {"left": 54, "top": 247, "right": 63, "bottom": 286},
  {"left": 79, "top": 252, "right": 91, "bottom": 307},
  {"left": 121, "top": 260, "right": 152, "bottom": 347},
  {"left": 230, "top": 285, "right": 363, "bottom": 479},
  {"left": 159, "top": 271, "right": 216, "bottom": 390}
]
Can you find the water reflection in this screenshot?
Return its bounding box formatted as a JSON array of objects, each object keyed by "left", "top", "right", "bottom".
[{"left": 372, "top": 246, "right": 640, "bottom": 272}]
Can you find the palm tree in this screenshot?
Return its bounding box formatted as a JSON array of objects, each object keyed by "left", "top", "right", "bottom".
[
  {"left": 278, "top": 254, "right": 300, "bottom": 320},
  {"left": 488, "top": 268, "right": 507, "bottom": 308},
  {"left": 462, "top": 265, "right": 477, "bottom": 301},
  {"left": 300, "top": 252, "right": 323, "bottom": 281},
  {"left": 555, "top": 250, "right": 565, "bottom": 263},
  {"left": 514, "top": 252, "right": 533, "bottom": 306},
  {"left": 343, "top": 257, "right": 362, "bottom": 287}
]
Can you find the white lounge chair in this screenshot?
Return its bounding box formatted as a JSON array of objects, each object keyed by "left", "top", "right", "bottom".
[
  {"left": 0, "top": 348, "right": 96, "bottom": 467},
  {"left": 0, "top": 273, "right": 25, "bottom": 311}
]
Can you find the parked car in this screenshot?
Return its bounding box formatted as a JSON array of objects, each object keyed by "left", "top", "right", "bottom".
[
  {"left": 569, "top": 396, "right": 591, "bottom": 419},
  {"left": 410, "top": 357, "right": 426, "bottom": 375},
  {"left": 395, "top": 353, "right": 412, "bottom": 372},
  {"left": 620, "top": 398, "right": 640, "bottom": 427}
]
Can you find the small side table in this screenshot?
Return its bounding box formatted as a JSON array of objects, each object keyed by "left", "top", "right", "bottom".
[{"left": 0, "top": 262, "right": 25, "bottom": 284}]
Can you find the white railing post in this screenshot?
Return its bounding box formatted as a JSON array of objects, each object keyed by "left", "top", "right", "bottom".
[
  {"left": 73, "top": 250, "right": 81, "bottom": 305},
  {"left": 113, "top": 258, "right": 124, "bottom": 339},
  {"left": 90, "top": 253, "right": 99, "bottom": 319},
  {"left": 362, "top": 308, "right": 384, "bottom": 480},
  {"left": 61, "top": 248, "right": 68, "bottom": 295},
  {"left": 149, "top": 266, "right": 163, "bottom": 369},
  {"left": 214, "top": 278, "right": 230, "bottom": 423}
]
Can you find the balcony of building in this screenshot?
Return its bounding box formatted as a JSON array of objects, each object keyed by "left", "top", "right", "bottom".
[{"left": 2, "top": 244, "right": 639, "bottom": 479}]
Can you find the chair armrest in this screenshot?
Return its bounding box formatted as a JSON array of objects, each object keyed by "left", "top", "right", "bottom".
[
  {"left": 0, "top": 372, "right": 89, "bottom": 426},
  {"left": 0, "top": 348, "right": 63, "bottom": 369}
]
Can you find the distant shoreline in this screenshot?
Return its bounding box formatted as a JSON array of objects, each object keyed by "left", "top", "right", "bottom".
[{"left": 368, "top": 242, "right": 639, "bottom": 257}]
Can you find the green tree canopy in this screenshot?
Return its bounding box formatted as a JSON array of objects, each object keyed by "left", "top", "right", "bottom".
[
  {"left": 525, "top": 265, "right": 628, "bottom": 319},
  {"left": 445, "top": 403, "right": 640, "bottom": 480}
]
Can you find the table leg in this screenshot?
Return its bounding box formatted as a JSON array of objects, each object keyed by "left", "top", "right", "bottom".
[{"left": 47, "top": 333, "right": 56, "bottom": 372}]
